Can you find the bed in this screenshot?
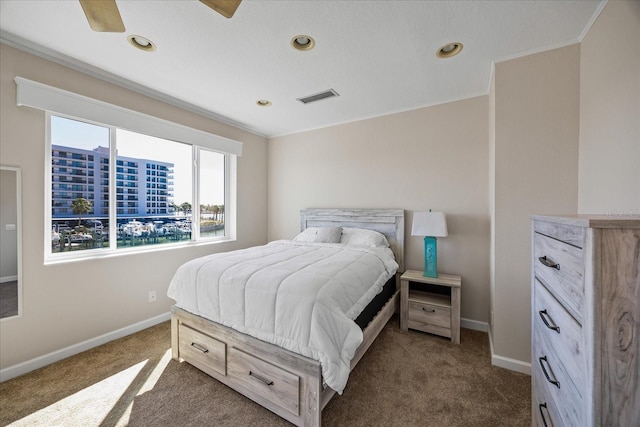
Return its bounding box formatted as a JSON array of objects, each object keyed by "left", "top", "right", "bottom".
[{"left": 169, "top": 208, "right": 405, "bottom": 426}]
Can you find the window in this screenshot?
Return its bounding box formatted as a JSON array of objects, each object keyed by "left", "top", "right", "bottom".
[
  {"left": 199, "top": 149, "right": 226, "bottom": 239},
  {"left": 15, "top": 77, "right": 240, "bottom": 262},
  {"left": 47, "top": 115, "right": 233, "bottom": 259}
]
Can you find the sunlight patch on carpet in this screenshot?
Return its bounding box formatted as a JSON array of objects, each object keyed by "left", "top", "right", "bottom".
[
  {"left": 10, "top": 361, "right": 148, "bottom": 426},
  {"left": 136, "top": 349, "right": 172, "bottom": 396},
  {"left": 111, "top": 349, "right": 173, "bottom": 426}
]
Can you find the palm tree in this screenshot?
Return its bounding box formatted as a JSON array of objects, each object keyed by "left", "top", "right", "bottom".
[
  {"left": 180, "top": 202, "right": 192, "bottom": 217},
  {"left": 70, "top": 197, "right": 92, "bottom": 227}
]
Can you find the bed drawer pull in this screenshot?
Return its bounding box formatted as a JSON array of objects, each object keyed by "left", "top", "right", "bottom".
[
  {"left": 190, "top": 342, "right": 209, "bottom": 354},
  {"left": 538, "top": 310, "right": 560, "bottom": 333},
  {"left": 538, "top": 356, "right": 560, "bottom": 389},
  {"left": 538, "top": 256, "right": 560, "bottom": 270},
  {"left": 538, "top": 403, "right": 550, "bottom": 427},
  {"left": 422, "top": 307, "right": 436, "bottom": 313},
  {"left": 249, "top": 370, "right": 274, "bottom": 386}
]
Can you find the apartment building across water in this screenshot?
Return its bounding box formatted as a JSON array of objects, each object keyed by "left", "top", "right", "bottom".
[{"left": 51, "top": 145, "right": 174, "bottom": 221}]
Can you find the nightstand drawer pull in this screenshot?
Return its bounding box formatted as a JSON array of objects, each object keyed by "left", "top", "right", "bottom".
[
  {"left": 538, "top": 255, "right": 560, "bottom": 270},
  {"left": 190, "top": 342, "right": 209, "bottom": 354},
  {"left": 539, "top": 403, "right": 550, "bottom": 427},
  {"left": 538, "top": 309, "right": 560, "bottom": 333},
  {"left": 422, "top": 307, "right": 436, "bottom": 313},
  {"left": 538, "top": 356, "right": 560, "bottom": 388},
  {"left": 249, "top": 370, "right": 274, "bottom": 386}
]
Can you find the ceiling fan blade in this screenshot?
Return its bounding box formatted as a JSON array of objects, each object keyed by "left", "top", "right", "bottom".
[
  {"left": 79, "top": 0, "right": 125, "bottom": 32},
  {"left": 200, "top": 0, "right": 242, "bottom": 19}
]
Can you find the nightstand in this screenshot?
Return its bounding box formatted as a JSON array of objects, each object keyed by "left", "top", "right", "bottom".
[{"left": 400, "top": 270, "right": 461, "bottom": 344}]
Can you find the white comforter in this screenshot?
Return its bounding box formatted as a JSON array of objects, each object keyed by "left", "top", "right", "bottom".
[{"left": 167, "top": 240, "right": 398, "bottom": 393}]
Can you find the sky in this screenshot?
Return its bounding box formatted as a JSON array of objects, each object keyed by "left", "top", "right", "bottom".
[{"left": 51, "top": 115, "right": 225, "bottom": 205}]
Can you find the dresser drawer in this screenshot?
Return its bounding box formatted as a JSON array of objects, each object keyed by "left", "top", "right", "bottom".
[
  {"left": 227, "top": 347, "right": 300, "bottom": 416},
  {"left": 533, "top": 232, "right": 584, "bottom": 323},
  {"left": 407, "top": 293, "right": 451, "bottom": 338},
  {"left": 533, "top": 369, "right": 564, "bottom": 427},
  {"left": 533, "top": 335, "right": 584, "bottom": 427},
  {"left": 533, "top": 279, "right": 584, "bottom": 388},
  {"left": 179, "top": 323, "right": 226, "bottom": 377},
  {"left": 533, "top": 220, "right": 584, "bottom": 248}
]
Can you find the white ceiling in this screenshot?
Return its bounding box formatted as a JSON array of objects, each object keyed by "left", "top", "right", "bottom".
[{"left": 0, "top": 0, "right": 603, "bottom": 138}]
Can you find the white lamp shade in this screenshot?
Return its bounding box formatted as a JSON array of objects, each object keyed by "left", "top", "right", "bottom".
[{"left": 411, "top": 211, "right": 448, "bottom": 237}]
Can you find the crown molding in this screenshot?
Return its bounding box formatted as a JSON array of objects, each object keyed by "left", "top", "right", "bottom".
[{"left": 0, "top": 31, "right": 268, "bottom": 138}]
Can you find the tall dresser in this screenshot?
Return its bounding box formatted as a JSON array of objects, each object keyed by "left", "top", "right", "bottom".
[{"left": 531, "top": 215, "right": 640, "bottom": 427}]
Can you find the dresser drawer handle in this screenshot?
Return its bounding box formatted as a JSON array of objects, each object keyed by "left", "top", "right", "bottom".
[
  {"left": 538, "top": 256, "right": 560, "bottom": 270},
  {"left": 539, "top": 403, "right": 550, "bottom": 427},
  {"left": 249, "top": 370, "right": 274, "bottom": 386},
  {"left": 190, "top": 342, "right": 209, "bottom": 354},
  {"left": 538, "top": 356, "right": 560, "bottom": 388},
  {"left": 538, "top": 310, "right": 560, "bottom": 333},
  {"left": 422, "top": 307, "right": 436, "bottom": 313}
]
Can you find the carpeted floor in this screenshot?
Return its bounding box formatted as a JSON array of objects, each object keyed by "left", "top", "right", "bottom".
[{"left": 0, "top": 317, "right": 531, "bottom": 426}]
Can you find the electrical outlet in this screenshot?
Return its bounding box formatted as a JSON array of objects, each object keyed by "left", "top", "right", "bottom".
[
  {"left": 5, "top": 224, "right": 16, "bottom": 231},
  {"left": 490, "top": 309, "right": 494, "bottom": 326},
  {"left": 148, "top": 290, "right": 157, "bottom": 303}
]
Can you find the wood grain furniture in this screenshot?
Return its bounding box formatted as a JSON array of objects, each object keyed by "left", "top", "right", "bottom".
[
  {"left": 399, "top": 270, "right": 461, "bottom": 344},
  {"left": 171, "top": 208, "right": 404, "bottom": 427},
  {"left": 531, "top": 215, "right": 640, "bottom": 427}
]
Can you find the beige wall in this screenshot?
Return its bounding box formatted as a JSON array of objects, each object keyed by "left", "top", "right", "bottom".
[
  {"left": 492, "top": 44, "right": 581, "bottom": 364},
  {"left": 578, "top": 0, "right": 640, "bottom": 214},
  {"left": 0, "top": 44, "right": 268, "bottom": 369},
  {"left": 268, "top": 96, "right": 491, "bottom": 325},
  {"left": 489, "top": 0, "right": 640, "bottom": 368}
]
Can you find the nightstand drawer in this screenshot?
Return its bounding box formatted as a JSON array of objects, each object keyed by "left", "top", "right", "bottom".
[{"left": 408, "top": 299, "right": 451, "bottom": 337}]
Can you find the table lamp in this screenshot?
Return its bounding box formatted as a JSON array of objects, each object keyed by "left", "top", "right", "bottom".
[{"left": 411, "top": 210, "right": 448, "bottom": 277}]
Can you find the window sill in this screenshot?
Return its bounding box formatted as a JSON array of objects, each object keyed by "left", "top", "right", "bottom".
[{"left": 44, "top": 237, "right": 236, "bottom": 266}]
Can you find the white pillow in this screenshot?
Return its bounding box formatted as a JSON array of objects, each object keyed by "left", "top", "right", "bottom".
[
  {"left": 340, "top": 227, "right": 390, "bottom": 248},
  {"left": 313, "top": 226, "right": 343, "bottom": 243},
  {"left": 292, "top": 226, "right": 343, "bottom": 243},
  {"left": 292, "top": 227, "right": 319, "bottom": 242}
]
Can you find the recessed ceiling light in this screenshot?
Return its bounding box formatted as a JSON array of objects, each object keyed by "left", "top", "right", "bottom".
[
  {"left": 437, "top": 42, "right": 463, "bottom": 58},
  {"left": 291, "top": 35, "right": 315, "bottom": 51},
  {"left": 256, "top": 99, "right": 272, "bottom": 107},
  {"left": 127, "top": 35, "right": 156, "bottom": 52}
]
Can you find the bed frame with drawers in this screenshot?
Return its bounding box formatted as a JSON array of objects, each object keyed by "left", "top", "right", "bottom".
[{"left": 171, "top": 208, "right": 405, "bottom": 426}]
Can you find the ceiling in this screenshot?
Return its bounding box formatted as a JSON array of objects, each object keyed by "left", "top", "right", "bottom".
[{"left": 0, "top": 0, "right": 603, "bottom": 138}]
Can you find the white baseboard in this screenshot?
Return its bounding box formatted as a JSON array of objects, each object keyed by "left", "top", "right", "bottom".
[
  {"left": 0, "top": 276, "right": 18, "bottom": 283},
  {"left": 461, "top": 317, "right": 488, "bottom": 332},
  {"left": 0, "top": 311, "right": 171, "bottom": 382},
  {"left": 488, "top": 327, "right": 531, "bottom": 375}
]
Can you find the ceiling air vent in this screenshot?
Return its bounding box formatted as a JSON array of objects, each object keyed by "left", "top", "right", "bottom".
[{"left": 297, "top": 89, "right": 340, "bottom": 104}]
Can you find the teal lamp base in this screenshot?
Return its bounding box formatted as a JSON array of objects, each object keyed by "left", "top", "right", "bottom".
[{"left": 423, "top": 236, "right": 438, "bottom": 278}]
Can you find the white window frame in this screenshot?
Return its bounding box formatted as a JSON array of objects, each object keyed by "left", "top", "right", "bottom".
[{"left": 15, "top": 77, "right": 241, "bottom": 263}]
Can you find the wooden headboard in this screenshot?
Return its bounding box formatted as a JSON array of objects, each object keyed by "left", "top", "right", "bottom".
[{"left": 300, "top": 208, "right": 405, "bottom": 272}]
